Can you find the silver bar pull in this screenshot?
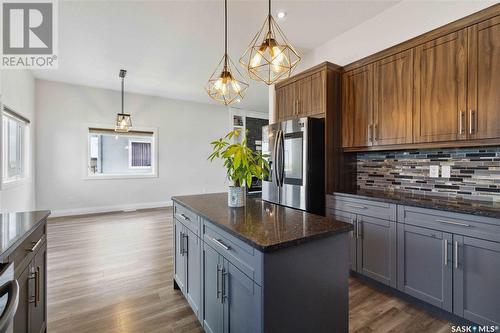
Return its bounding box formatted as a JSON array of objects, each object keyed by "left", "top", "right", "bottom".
[
  {"left": 454, "top": 241, "right": 459, "bottom": 269},
  {"left": 443, "top": 239, "right": 448, "bottom": 266},
  {"left": 26, "top": 237, "right": 43, "bottom": 253},
  {"left": 179, "top": 232, "right": 184, "bottom": 255},
  {"left": 221, "top": 268, "right": 228, "bottom": 303},
  {"left": 367, "top": 124, "right": 372, "bottom": 143},
  {"left": 182, "top": 233, "right": 188, "bottom": 255},
  {"left": 211, "top": 237, "right": 230, "bottom": 251},
  {"left": 436, "top": 219, "right": 471, "bottom": 228},
  {"left": 469, "top": 109, "right": 476, "bottom": 134},
  {"left": 351, "top": 216, "right": 357, "bottom": 239},
  {"left": 179, "top": 213, "right": 190, "bottom": 221},
  {"left": 357, "top": 218, "right": 363, "bottom": 239},
  {"left": 345, "top": 203, "right": 367, "bottom": 210},
  {"left": 459, "top": 111, "right": 465, "bottom": 135},
  {"left": 216, "top": 264, "right": 221, "bottom": 300},
  {"left": 374, "top": 124, "right": 378, "bottom": 141}
]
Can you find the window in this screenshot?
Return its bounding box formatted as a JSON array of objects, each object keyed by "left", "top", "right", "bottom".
[
  {"left": 2, "top": 108, "right": 29, "bottom": 183},
  {"left": 87, "top": 128, "right": 156, "bottom": 178}
]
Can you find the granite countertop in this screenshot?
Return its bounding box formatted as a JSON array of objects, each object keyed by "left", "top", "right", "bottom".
[
  {"left": 335, "top": 189, "right": 500, "bottom": 219},
  {"left": 0, "top": 210, "right": 51, "bottom": 262},
  {"left": 172, "top": 193, "right": 352, "bottom": 252}
]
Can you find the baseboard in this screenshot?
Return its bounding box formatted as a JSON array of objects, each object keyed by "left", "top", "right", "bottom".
[{"left": 50, "top": 200, "right": 173, "bottom": 217}]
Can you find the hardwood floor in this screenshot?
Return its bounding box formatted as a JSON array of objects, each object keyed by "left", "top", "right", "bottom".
[{"left": 47, "top": 208, "right": 451, "bottom": 333}]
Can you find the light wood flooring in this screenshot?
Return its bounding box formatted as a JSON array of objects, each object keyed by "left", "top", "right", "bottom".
[{"left": 47, "top": 207, "right": 451, "bottom": 333}]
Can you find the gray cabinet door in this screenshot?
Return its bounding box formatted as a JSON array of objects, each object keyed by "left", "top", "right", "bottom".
[
  {"left": 453, "top": 236, "right": 500, "bottom": 326},
  {"left": 203, "top": 244, "right": 224, "bottom": 333},
  {"left": 356, "top": 215, "right": 397, "bottom": 287},
  {"left": 185, "top": 228, "right": 201, "bottom": 320},
  {"left": 397, "top": 224, "right": 453, "bottom": 311},
  {"left": 328, "top": 209, "right": 356, "bottom": 271},
  {"left": 223, "top": 260, "right": 262, "bottom": 333},
  {"left": 174, "top": 220, "right": 186, "bottom": 291}
]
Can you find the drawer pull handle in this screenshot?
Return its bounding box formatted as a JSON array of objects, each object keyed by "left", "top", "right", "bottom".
[
  {"left": 454, "top": 241, "right": 459, "bottom": 269},
  {"left": 26, "top": 238, "right": 43, "bottom": 253},
  {"left": 436, "top": 219, "right": 471, "bottom": 228},
  {"left": 179, "top": 213, "right": 190, "bottom": 221},
  {"left": 443, "top": 239, "right": 448, "bottom": 266},
  {"left": 211, "top": 237, "right": 230, "bottom": 251},
  {"left": 345, "top": 204, "right": 367, "bottom": 210}
]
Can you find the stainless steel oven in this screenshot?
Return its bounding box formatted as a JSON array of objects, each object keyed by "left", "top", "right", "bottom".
[{"left": 262, "top": 117, "right": 325, "bottom": 215}]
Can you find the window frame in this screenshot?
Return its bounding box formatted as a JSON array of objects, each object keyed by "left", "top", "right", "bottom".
[
  {"left": 2, "top": 107, "right": 30, "bottom": 188},
  {"left": 84, "top": 124, "right": 158, "bottom": 180}
]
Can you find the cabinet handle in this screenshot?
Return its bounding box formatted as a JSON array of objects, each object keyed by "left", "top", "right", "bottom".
[
  {"left": 210, "top": 237, "right": 230, "bottom": 251},
  {"left": 345, "top": 203, "right": 367, "bottom": 210},
  {"left": 28, "top": 268, "right": 36, "bottom": 304},
  {"left": 35, "top": 266, "right": 40, "bottom": 307},
  {"left": 216, "top": 264, "right": 221, "bottom": 300},
  {"left": 469, "top": 109, "right": 476, "bottom": 135},
  {"left": 179, "top": 213, "right": 190, "bottom": 221},
  {"left": 182, "top": 233, "right": 188, "bottom": 255},
  {"left": 26, "top": 238, "right": 43, "bottom": 253},
  {"left": 459, "top": 110, "right": 465, "bottom": 135},
  {"left": 351, "top": 216, "right": 357, "bottom": 239},
  {"left": 436, "top": 219, "right": 471, "bottom": 228},
  {"left": 357, "top": 218, "right": 363, "bottom": 239},
  {"left": 221, "top": 268, "right": 228, "bottom": 303},
  {"left": 443, "top": 239, "right": 448, "bottom": 266},
  {"left": 374, "top": 124, "right": 378, "bottom": 141},
  {"left": 367, "top": 124, "right": 372, "bottom": 143},
  {"left": 179, "top": 232, "right": 184, "bottom": 256},
  {"left": 454, "top": 241, "right": 459, "bottom": 269}
]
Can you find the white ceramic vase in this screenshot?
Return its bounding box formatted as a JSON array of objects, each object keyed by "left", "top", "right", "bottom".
[{"left": 228, "top": 186, "right": 245, "bottom": 207}]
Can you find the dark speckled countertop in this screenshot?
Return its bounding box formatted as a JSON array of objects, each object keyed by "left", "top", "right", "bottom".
[
  {"left": 172, "top": 193, "right": 352, "bottom": 252},
  {"left": 0, "top": 210, "right": 51, "bottom": 263},
  {"left": 335, "top": 189, "right": 500, "bottom": 219}
]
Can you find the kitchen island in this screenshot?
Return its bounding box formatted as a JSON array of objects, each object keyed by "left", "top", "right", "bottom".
[{"left": 172, "top": 193, "right": 352, "bottom": 333}]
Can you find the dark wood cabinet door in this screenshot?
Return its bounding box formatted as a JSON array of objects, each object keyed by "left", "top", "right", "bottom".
[
  {"left": 373, "top": 50, "right": 413, "bottom": 145},
  {"left": 453, "top": 236, "right": 500, "bottom": 326},
  {"left": 30, "top": 241, "right": 47, "bottom": 333},
  {"left": 297, "top": 76, "right": 312, "bottom": 117},
  {"left": 342, "top": 65, "right": 373, "bottom": 148},
  {"left": 467, "top": 15, "right": 500, "bottom": 140},
  {"left": 397, "top": 224, "right": 453, "bottom": 312},
  {"left": 13, "top": 264, "right": 31, "bottom": 333},
  {"left": 414, "top": 30, "right": 467, "bottom": 143},
  {"left": 310, "top": 71, "right": 326, "bottom": 116}
]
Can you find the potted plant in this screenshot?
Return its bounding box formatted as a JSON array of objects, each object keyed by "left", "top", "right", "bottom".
[{"left": 209, "top": 129, "right": 269, "bottom": 207}]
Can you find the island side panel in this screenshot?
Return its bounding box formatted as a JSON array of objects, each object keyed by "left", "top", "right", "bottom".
[{"left": 263, "top": 232, "right": 349, "bottom": 333}]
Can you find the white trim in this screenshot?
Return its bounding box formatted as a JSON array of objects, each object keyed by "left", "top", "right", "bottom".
[
  {"left": 50, "top": 200, "right": 172, "bottom": 218},
  {"left": 84, "top": 174, "right": 157, "bottom": 180}
]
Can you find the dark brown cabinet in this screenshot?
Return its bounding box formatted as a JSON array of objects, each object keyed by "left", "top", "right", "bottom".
[
  {"left": 413, "top": 30, "right": 468, "bottom": 143},
  {"left": 467, "top": 15, "right": 500, "bottom": 140},
  {"left": 373, "top": 50, "right": 413, "bottom": 145},
  {"left": 341, "top": 65, "right": 373, "bottom": 148}
]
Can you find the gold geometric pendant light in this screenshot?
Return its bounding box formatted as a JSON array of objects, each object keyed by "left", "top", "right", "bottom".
[
  {"left": 206, "top": 0, "right": 248, "bottom": 106},
  {"left": 240, "top": 0, "right": 300, "bottom": 85}
]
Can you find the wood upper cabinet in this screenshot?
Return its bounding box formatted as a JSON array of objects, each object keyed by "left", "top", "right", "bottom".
[
  {"left": 467, "top": 15, "right": 500, "bottom": 140},
  {"left": 373, "top": 50, "right": 413, "bottom": 145},
  {"left": 297, "top": 75, "right": 312, "bottom": 116},
  {"left": 342, "top": 65, "right": 373, "bottom": 148},
  {"left": 310, "top": 71, "right": 326, "bottom": 116},
  {"left": 413, "top": 30, "right": 468, "bottom": 143}
]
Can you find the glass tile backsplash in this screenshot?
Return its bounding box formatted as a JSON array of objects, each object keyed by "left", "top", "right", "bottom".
[{"left": 356, "top": 146, "right": 500, "bottom": 201}]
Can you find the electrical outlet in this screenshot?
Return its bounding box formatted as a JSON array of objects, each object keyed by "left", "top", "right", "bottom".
[
  {"left": 442, "top": 165, "right": 451, "bottom": 178},
  {"left": 429, "top": 165, "right": 440, "bottom": 178}
]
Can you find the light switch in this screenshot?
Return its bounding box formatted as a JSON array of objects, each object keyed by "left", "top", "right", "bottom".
[
  {"left": 429, "top": 165, "right": 439, "bottom": 178},
  {"left": 442, "top": 165, "right": 451, "bottom": 178}
]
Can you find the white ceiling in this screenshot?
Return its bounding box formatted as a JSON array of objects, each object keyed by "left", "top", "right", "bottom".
[{"left": 33, "top": 0, "right": 400, "bottom": 112}]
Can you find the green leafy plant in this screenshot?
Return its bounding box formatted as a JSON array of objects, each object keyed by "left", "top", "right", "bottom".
[{"left": 208, "top": 129, "right": 270, "bottom": 188}]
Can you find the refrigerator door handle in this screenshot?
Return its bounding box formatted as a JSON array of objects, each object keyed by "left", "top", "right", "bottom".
[
  {"left": 280, "top": 130, "right": 285, "bottom": 187},
  {"left": 273, "top": 129, "right": 280, "bottom": 187}
]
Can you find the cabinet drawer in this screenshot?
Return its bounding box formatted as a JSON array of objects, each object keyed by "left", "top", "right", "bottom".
[
  {"left": 174, "top": 202, "right": 201, "bottom": 236},
  {"left": 327, "top": 194, "right": 397, "bottom": 221},
  {"left": 399, "top": 205, "right": 500, "bottom": 243},
  {"left": 9, "top": 221, "right": 46, "bottom": 274},
  {"left": 203, "top": 220, "right": 263, "bottom": 285}
]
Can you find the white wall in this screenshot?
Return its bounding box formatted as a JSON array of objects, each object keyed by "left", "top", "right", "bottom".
[
  {"left": 35, "top": 80, "right": 240, "bottom": 216},
  {"left": 301, "top": 0, "right": 498, "bottom": 68},
  {"left": 0, "top": 70, "right": 36, "bottom": 213}
]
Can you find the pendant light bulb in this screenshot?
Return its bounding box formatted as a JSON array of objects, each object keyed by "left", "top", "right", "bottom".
[
  {"left": 240, "top": 0, "right": 300, "bottom": 85},
  {"left": 205, "top": 0, "right": 248, "bottom": 106}
]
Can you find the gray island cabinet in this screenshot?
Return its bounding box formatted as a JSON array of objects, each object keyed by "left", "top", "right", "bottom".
[{"left": 172, "top": 193, "right": 353, "bottom": 333}]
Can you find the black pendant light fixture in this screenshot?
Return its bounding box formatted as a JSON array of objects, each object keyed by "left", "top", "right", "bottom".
[
  {"left": 240, "top": 0, "right": 300, "bottom": 85},
  {"left": 115, "top": 69, "right": 132, "bottom": 132},
  {"left": 206, "top": 0, "right": 249, "bottom": 105}
]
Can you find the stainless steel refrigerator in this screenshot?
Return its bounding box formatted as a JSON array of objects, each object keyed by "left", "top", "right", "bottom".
[{"left": 261, "top": 117, "right": 325, "bottom": 215}]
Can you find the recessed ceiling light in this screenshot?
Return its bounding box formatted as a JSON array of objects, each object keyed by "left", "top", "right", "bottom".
[{"left": 277, "top": 11, "right": 286, "bottom": 19}]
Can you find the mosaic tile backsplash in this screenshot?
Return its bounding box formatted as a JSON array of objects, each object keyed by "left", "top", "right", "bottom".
[{"left": 356, "top": 146, "right": 500, "bottom": 202}]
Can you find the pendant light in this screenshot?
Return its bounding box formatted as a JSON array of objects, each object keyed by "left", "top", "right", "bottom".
[
  {"left": 206, "top": 0, "right": 248, "bottom": 106},
  {"left": 115, "top": 69, "right": 132, "bottom": 133},
  {"left": 239, "top": 0, "right": 300, "bottom": 85}
]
